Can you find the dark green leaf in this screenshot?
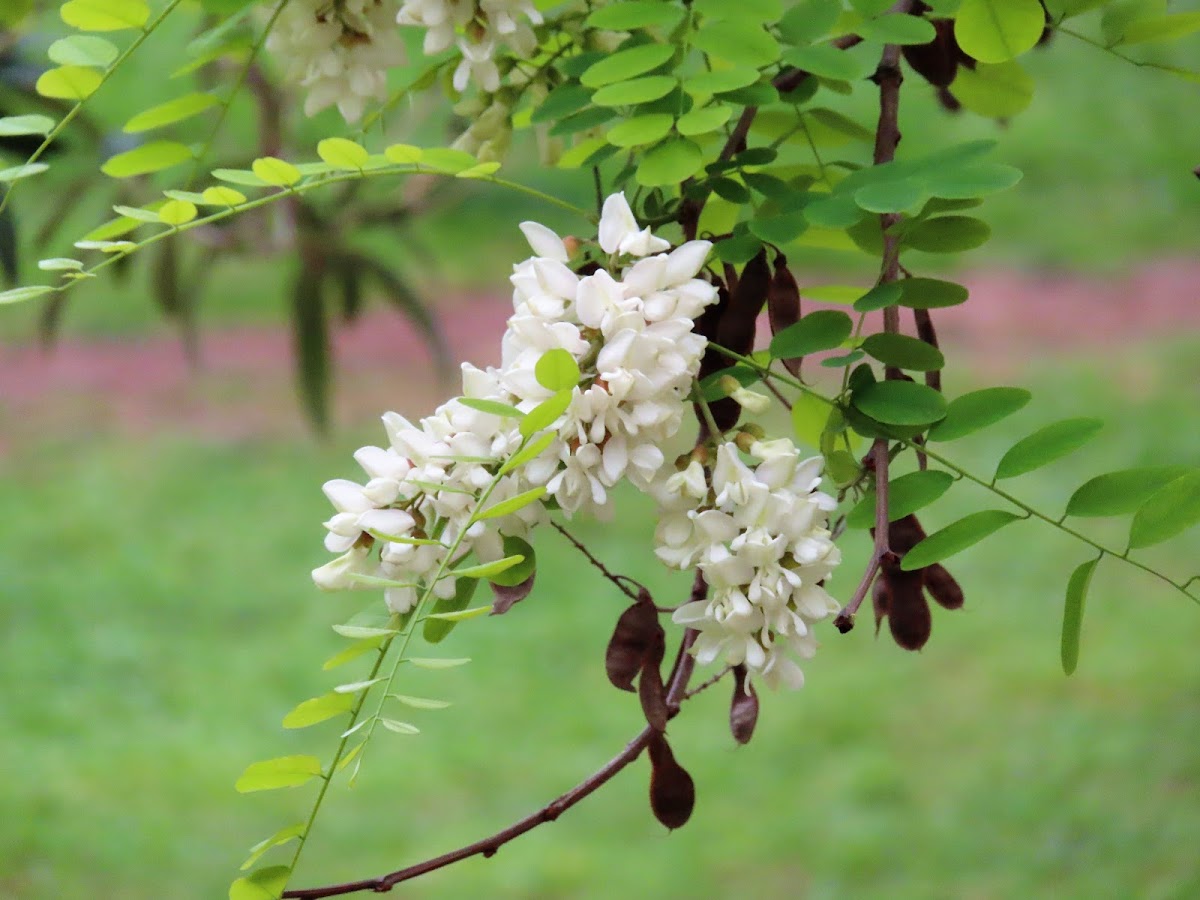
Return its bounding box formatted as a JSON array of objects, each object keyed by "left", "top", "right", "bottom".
[
  {"left": 897, "top": 277, "right": 969, "bottom": 309},
  {"left": 994, "top": 418, "right": 1103, "bottom": 480},
  {"left": 768, "top": 310, "right": 853, "bottom": 359},
  {"left": 1065, "top": 467, "right": 1193, "bottom": 518},
  {"left": 861, "top": 332, "right": 945, "bottom": 371},
  {"left": 846, "top": 469, "right": 955, "bottom": 529},
  {"left": 853, "top": 282, "right": 903, "bottom": 312},
  {"left": 1128, "top": 471, "right": 1200, "bottom": 549},
  {"left": 928, "top": 387, "right": 1031, "bottom": 441},
  {"left": 852, "top": 380, "right": 948, "bottom": 427},
  {"left": 900, "top": 510, "right": 1022, "bottom": 571},
  {"left": 903, "top": 216, "right": 991, "bottom": 253},
  {"left": 530, "top": 84, "right": 593, "bottom": 123},
  {"left": 1061, "top": 557, "right": 1099, "bottom": 676}
]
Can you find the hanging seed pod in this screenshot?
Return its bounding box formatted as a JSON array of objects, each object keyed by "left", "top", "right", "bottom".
[
  {"left": 605, "top": 592, "right": 662, "bottom": 693},
  {"left": 638, "top": 618, "right": 668, "bottom": 732},
  {"left": 924, "top": 562, "right": 965, "bottom": 610},
  {"left": 902, "top": 17, "right": 961, "bottom": 89},
  {"left": 729, "top": 664, "right": 760, "bottom": 745},
  {"left": 694, "top": 276, "right": 741, "bottom": 437},
  {"left": 647, "top": 731, "right": 696, "bottom": 830},
  {"left": 767, "top": 253, "right": 803, "bottom": 377},
  {"left": 715, "top": 248, "right": 769, "bottom": 367}
]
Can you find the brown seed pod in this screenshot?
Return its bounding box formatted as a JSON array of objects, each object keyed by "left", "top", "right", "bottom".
[
  {"left": 924, "top": 562, "right": 965, "bottom": 610},
  {"left": 729, "top": 664, "right": 760, "bottom": 745},
  {"left": 767, "top": 253, "right": 803, "bottom": 377},
  {"left": 647, "top": 731, "right": 696, "bottom": 831}
]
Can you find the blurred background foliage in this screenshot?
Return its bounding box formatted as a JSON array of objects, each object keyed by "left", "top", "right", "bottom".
[{"left": 1, "top": 1, "right": 1199, "bottom": 898}]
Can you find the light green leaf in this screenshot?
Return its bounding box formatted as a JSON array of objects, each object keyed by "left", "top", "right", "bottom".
[
  {"left": 456, "top": 161, "right": 501, "bottom": 179},
  {"left": 1128, "top": 471, "right": 1200, "bottom": 549},
  {"left": 606, "top": 113, "right": 674, "bottom": 148},
  {"left": 158, "top": 199, "right": 197, "bottom": 226},
  {"left": 695, "top": 0, "right": 782, "bottom": 22},
  {"left": 36, "top": 65, "right": 103, "bottom": 100},
  {"left": 854, "top": 179, "right": 929, "bottom": 214},
  {"left": 951, "top": 61, "right": 1034, "bottom": 118},
  {"left": 499, "top": 432, "right": 558, "bottom": 475},
  {"left": 457, "top": 397, "right": 525, "bottom": 418},
  {"left": 234, "top": 755, "right": 323, "bottom": 792},
  {"left": 636, "top": 137, "right": 704, "bottom": 186},
  {"left": 211, "top": 168, "right": 269, "bottom": 187},
  {"left": 425, "top": 605, "right": 492, "bottom": 623},
  {"left": 535, "top": 348, "right": 582, "bottom": 391},
  {"left": 389, "top": 694, "right": 451, "bottom": 710},
  {"left": 903, "top": 216, "right": 991, "bottom": 253},
  {"left": 581, "top": 43, "right": 675, "bottom": 88},
  {"left": 769, "top": 310, "right": 853, "bottom": 358},
  {"left": 380, "top": 718, "right": 420, "bottom": 735},
  {"left": 1061, "top": 557, "right": 1099, "bottom": 676},
  {"left": 0, "top": 285, "right": 55, "bottom": 304},
  {"left": 955, "top": 0, "right": 1044, "bottom": 63},
  {"left": 520, "top": 389, "right": 572, "bottom": 438},
  {"left": 994, "top": 418, "right": 1103, "bottom": 480},
  {"left": 682, "top": 68, "right": 760, "bottom": 97},
  {"left": 330, "top": 624, "right": 397, "bottom": 640},
  {"left": 900, "top": 510, "right": 1023, "bottom": 571},
  {"left": 240, "top": 824, "right": 305, "bottom": 871},
  {"left": 782, "top": 44, "right": 862, "bottom": 81},
  {"left": 676, "top": 104, "right": 732, "bottom": 136},
  {"left": 282, "top": 692, "right": 354, "bottom": 729},
  {"left": 1119, "top": 12, "right": 1200, "bottom": 45},
  {"left": 48, "top": 34, "right": 119, "bottom": 67},
  {"left": 0, "top": 114, "right": 55, "bottom": 136},
  {"left": 778, "top": 0, "right": 842, "bottom": 44},
  {"left": 229, "top": 865, "right": 291, "bottom": 900},
  {"left": 202, "top": 186, "right": 247, "bottom": 206},
  {"left": 897, "top": 277, "right": 969, "bottom": 309},
  {"left": 333, "top": 677, "right": 386, "bottom": 695},
  {"left": 60, "top": 0, "right": 149, "bottom": 31},
  {"left": 1065, "top": 467, "right": 1194, "bottom": 518},
  {"left": 0, "top": 163, "right": 49, "bottom": 183},
  {"left": 694, "top": 19, "right": 781, "bottom": 67},
  {"left": 322, "top": 636, "right": 386, "bottom": 670},
  {"left": 111, "top": 204, "right": 160, "bottom": 223},
  {"left": 861, "top": 332, "right": 945, "bottom": 371},
  {"left": 586, "top": 1, "right": 685, "bottom": 29},
  {"left": 858, "top": 13, "right": 937, "bottom": 44},
  {"left": 124, "top": 93, "right": 218, "bottom": 133},
  {"left": 38, "top": 257, "right": 84, "bottom": 271},
  {"left": 846, "top": 469, "right": 955, "bottom": 529},
  {"left": 925, "top": 163, "right": 1022, "bottom": 199},
  {"left": 317, "top": 137, "right": 370, "bottom": 170},
  {"left": 928, "top": 387, "right": 1031, "bottom": 441},
  {"left": 409, "top": 657, "right": 471, "bottom": 669},
  {"left": 852, "top": 380, "right": 948, "bottom": 427},
  {"left": 251, "top": 156, "right": 301, "bottom": 187},
  {"left": 420, "top": 148, "right": 478, "bottom": 173},
  {"left": 101, "top": 141, "right": 193, "bottom": 178},
  {"left": 384, "top": 143, "right": 423, "bottom": 164}
]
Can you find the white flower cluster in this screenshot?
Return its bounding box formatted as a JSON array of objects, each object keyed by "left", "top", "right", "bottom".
[
  {"left": 314, "top": 193, "right": 717, "bottom": 610},
  {"left": 658, "top": 441, "right": 842, "bottom": 690},
  {"left": 397, "top": 0, "right": 542, "bottom": 91},
  {"left": 267, "top": 0, "right": 404, "bottom": 122}
]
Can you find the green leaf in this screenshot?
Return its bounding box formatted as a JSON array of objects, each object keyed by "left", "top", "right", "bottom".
[
  {"left": 426, "top": 605, "right": 492, "bottom": 623},
  {"left": 925, "top": 163, "right": 1022, "bottom": 199},
  {"left": 636, "top": 138, "right": 704, "bottom": 186},
  {"left": 60, "top": 0, "right": 149, "bottom": 31},
  {"left": 229, "top": 865, "right": 291, "bottom": 900},
  {"left": 581, "top": 43, "right": 674, "bottom": 88},
  {"left": 520, "top": 390, "right": 572, "bottom": 438},
  {"left": 586, "top": 1, "right": 685, "bottom": 29},
  {"left": 769, "top": 310, "right": 853, "bottom": 358},
  {"left": 383, "top": 143, "right": 423, "bottom": 164},
  {"left": 676, "top": 104, "right": 731, "bottom": 136},
  {"left": 952, "top": 61, "right": 1035, "bottom": 118},
  {"left": 846, "top": 469, "right": 955, "bottom": 529},
  {"left": 333, "top": 677, "right": 386, "bottom": 694},
  {"left": 330, "top": 624, "right": 397, "bottom": 640},
  {"left": 48, "top": 35, "right": 119, "bottom": 67},
  {"left": 1061, "top": 557, "right": 1099, "bottom": 676},
  {"left": 240, "top": 824, "right": 305, "bottom": 871},
  {"left": 489, "top": 535, "right": 536, "bottom": 588},
  {"left": 124, "top": 92, "right": 218, "bottom": 132},
  {"left": 1128, "top": 471, "right": 1200, "bottom": 549},
  {"left": 390, "top": 694, "right": 452, "bottom": 710},
  {"left": 696, "top": 0, "right": 782, "bottom": 22},
  {"left": 853, "top": 282, "right": 903, "bottom": 312},
  {"left": 535, "top": 348, "right": 582, "bottom": 391},
  {"left": 782, "top": 44, "right": 862, "bottom": 81},
  {"left": 858, "top": 13, "right": 937, "bottom": 44},
  {"left": 955, "top": 0, "right": 1044, "bottom": 63},
  {"left": 1065, "top": 467, "right": 1195, "bottom": 518},
  {"left": 424, "top": 575, "right": 479, "bottom": 643},
  {"left": 379, "top": 718, "right": 420, "bottom": 735},
  {"left": 903, "top": 216, "right": 990, "bottom": 253},
  {"left": 101, "top": 141, "right": 193, "bottom": 178},
  {"left": 530, "top": 85, "right": 593, "bottom": 124},
  {"left": 747, "top": 210, "right": 807, "bottom": 245},
  {"left": 693, "top": 20, "right": 780, "bottom": 67},
  {"left": 778, "top": 0, "right": 841, "bottom": 44},
  {"left": 606, "top": 113, "right": 674, "bottom": 148},
  {"left": 500, "top": 432, "right": 558, "bottom": 475},
  {"left": 1118, "top": 12, "right": 1200, "bottom": 45},
  {"left": 0, "top": 285, "right": 55, "bottom": 305},
  {"left": 322, "top": 636, "right": 386, "bottom": 670},
  {"left": 861, "top": 332, "right": 945, "bottom": 371},
  {"left": 0, "top": 163, "right": 49, "bottom": 183},
  {"left": 0, "top": 114, "right": 55, "bottom": 137},
  {"left": 282, "top": 692, "right": 354, "bottom": 729},
  {"left": 682, "top": 68, "right": 760, "bottom": 96},
  {"left": 317, "top": 137, "right": 370, "bottom": 170},
  {"left": 900, "top": 510, "right": 1022, "bottom": 571},
  {"left": 854, "top": 179, "right": 929, "bottom": 214},
  {"left": 38, "top": 257, "right": 84, "bottom": 271},
  {"left": 211, "top": 168, "right": 269, "bottom": 187},
  {"left": 201, "top": 186, "right": 247, "bottom": 206},
  {"left": 235, "top": 755, "right": 323, "bottom": 792},
  {"left": 408, "top": 656, "right": 471, "bottom": 669},
  {"left": 451, "top": 554, "right": 527, "bottom": 579},
  {"left": 928, "top": 387, "right": 1031, "bottom": 441},
  {"left": 158, "top": 200, "right": 197, "bottom": 226},
  {"left": 591, "top": 76, "right": 677, "bottom": 107},
  {"left": 852, "top": 381, "right": 948, "bottom": 426},
  {"left": 474, "top": 487, "right": 547, "bottom": 522},
  {"left": 36, "top": 65, "right": 103, "bottom": 100},
  {"left": 994, "top": 418, "right": 1103, "bottom": 480},
  {"left": 457, "top": 397, "right": 525, "bottom": 418},
  {"left": 897, "top": 277, "right": 969, "bottom": 309},
  {"left": 251, "top": 157, "right": 301, "bottom": 186}
]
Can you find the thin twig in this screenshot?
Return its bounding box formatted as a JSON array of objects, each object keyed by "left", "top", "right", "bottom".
[
  {"left": 684, "top": 665, "right": 732, "bottom": 700},
  {"left": 834, "top": 440, "right": 894, "bottom": 631},
  {"left": 551, "top": 520, "right": 639, "bottom": 601}
]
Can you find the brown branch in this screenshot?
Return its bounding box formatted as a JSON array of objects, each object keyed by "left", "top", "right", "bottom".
[
  {"left": 551, "top": 520, "right": 639, "bottom": 601},
  {"left": 834, "top": 440, "right": 895, "bottom": 632},
  {"left": 283, "top": 575, "right": 706, "bottom": 899}
]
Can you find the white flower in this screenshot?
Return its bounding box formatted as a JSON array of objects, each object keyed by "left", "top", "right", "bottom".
[{"left": 598, "top": 192, "right": 671, "bottom": 257}]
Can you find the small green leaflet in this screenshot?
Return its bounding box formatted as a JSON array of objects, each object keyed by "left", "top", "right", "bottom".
[
  {"left": 1128, "top": 471, "right": 1200, "bottom": 549},
  {"left": 235, "top": 755, "right": 323, "bottom": 792},
  {"left": 380, "top": 718, "right": 420, "bottom": 735},
  {"left": 426, "top": 605, "right": 492, "bottom": 623},
  {"left": 994, "top": 418, "right": 1103, "bottom": 480},
  {"left": 240, "top": 823, "right": 305, "bottom": 871},
  {"left": 450, "top": 553, "right": 526, "bottom": 579},
  {"left": 330, "top": 623, "right": 397, "bottom": 640},
  {"left": 457, "top": 397, "right": 525, "bottom": 418},
  {"left": 534, "top": 348, "right": 581, "bottom": 391},
  {"left": 101, "top": 141, "right": 193, "bottom": 178},
  {"left": 1061, "top": 557, "right": 1099, "bottom": 676},
  {"left": 229, "top": 865, "right": 291, "bottom": 900},
  {"left": 955, "top": 0, "right": 1044, "bottom": 64},
  {"left": 424, "top": 576, "right": 479, "bottom": 643},
  {"left": 333, "top": 676, "right": 386, "bottom": 694},
  {"left": 0, "top": 114, "right": 55, "bottom": 136},
  {"left": 60, "top": 0, "right": 149, "bottom": 31},
  {"left": 769, "top": 310, "right": 853, "bottom": 359},
  {"left": 36, "top": 65, "right": 102, "bottom": 100},
  {"left": 900, "top": 510, "right": 1023, "bottom": 571},
  {"left": 499, "top": 432, "right": 557, "bottom": 475},
  {"left": 409, "top": 657, "right": 471, "bottom": 669},
  {"left": 474, "top": 487, "right": 546, "bottom": 522},
  {"left": 323, "top": 636, "right": 386, "bottom": 670},
  {"left": 852, "top": 380, "right": 948, "bottom": 427},
  {"left": 520, "top": 390, "right": 571, "bottom": 438},
  {"left": 928, "top": 387, "right": 1031, "bottom": 441},
  {"left": 580, "top": 42, "right": 674, "bottom": 88},
  {"left": 123, "top": 92, "right": 218, "bottom": 133},
  {"left": 845, "top": 469, "right": 955, "bottom": 529},
  {"left": 0, "top": 163, "right": 49, "bottom": 183},
  {"left": 1064, "top": 467, "right": 1193, "bottom": 518},
  {"left": 861, "top": 333, "right": 945, "bottom": 372},
  {"left": 317, "top": 137, "right": 369, "bottom": 170},
  {"left": 282, "top": 692, "right": 354, "bottom": 729},
  {"left": 251, "top": 156, "right": 301, "bottom": 186},
  {"left": 390, "top": 694, "right": 451, "bottom": 709}
]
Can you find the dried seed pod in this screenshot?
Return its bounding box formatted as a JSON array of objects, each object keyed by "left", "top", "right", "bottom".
[
  {"left": 924, "top": 562, "right": 964, "bottom": 610},
  {"left": 605, "top": 594, "right": 661, "bottom": 693},
  {"left": 638, "top": 616, "right": 668, "bottom": 731},
  {"left": 881, "top": 565, "right": 932, "bottom": 651},
  {"left": 767, "top": 254, "right": 803, "bottom": 377},
  {"left": 902, "top": 17, "right": 960, "bottom": 89},
  {"left": 729, "top": 665, "right": 760, "bottom": 745},
  {"left": 647, "top": 731, "right": 696, "bottom": 830},
  {"left": 715, "top": 248, "right": 770, "bottom": 365}
]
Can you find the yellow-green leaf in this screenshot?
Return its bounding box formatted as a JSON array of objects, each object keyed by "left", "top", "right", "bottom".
[
  {"left": 158, "top": 199, "right": 197, "bottom": 226},
  {"left": 955, "top": 0, "right": 1044, "bottom": 63},
  {"left": 234, "top": 755, "right": 323, "bottom": 793},
  {"left": 240, "top": 824, "right": 305, "bottom": 871},
  {"left": 201, "top": 185, "right": 247, "bottom": 206},
  {"left": 124, "top": 92, "right": 218, "bottom": 133},
  {"left": 317, "top": 137, "right": 370, "bottom": 170},
  {"left": 101, "top": 140, "right": 193, "bottom": 178},
  {"left": 229, "top": 865, "right": 291, "bottom": 900},
  {"left": 48, "top": 34, "right": 118, "bottom": 67},
  {"left": 60, "top": 0, "right": 149, "bottom": 31},
  {"left": 36, "top": 65, "right": 103, "bottom": 100},
  {"left": 251, "top": 156, "right": 301, "bottom": 187},
  {"left": 1061, "top": 557, "right": 1099, "bottom": 676},
  {"left": 281, "top": 692, "right": 354, "bottom": 729}
]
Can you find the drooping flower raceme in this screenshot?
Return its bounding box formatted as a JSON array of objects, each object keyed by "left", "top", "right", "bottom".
[
  {"left": 314, "top": 192, "right": 718, "bottom": 609},
  {"left": 267, "top": 0, "right": 404, "bottom": 122},
  {"left": 658, "top": 441, "right": 843, "bottom": 690}
]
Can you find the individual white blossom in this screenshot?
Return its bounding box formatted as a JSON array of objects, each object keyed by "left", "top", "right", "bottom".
[
  {"left": 267, "top": 0, "right": 404, "bottom": 122},
  {"left": 661, "top": 441, "right": 843, "bottom": 690},
  {"left": 397, "top": 0, "right": 542, "bottom": 91}
]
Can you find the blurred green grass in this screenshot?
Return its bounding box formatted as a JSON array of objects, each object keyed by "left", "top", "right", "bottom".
[{"left": 2, "top": 341, "right": 1198, "bottom": 899}]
